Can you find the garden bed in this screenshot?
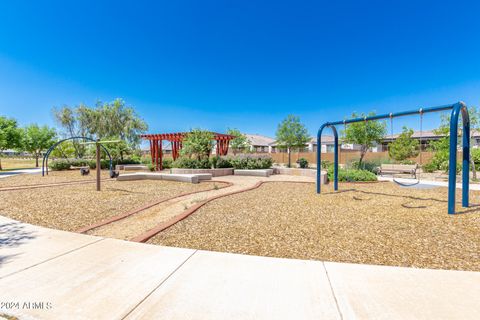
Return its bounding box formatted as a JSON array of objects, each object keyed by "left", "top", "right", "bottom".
[{"left": 149, "top": 181, "right": 480, "bottom": 271}]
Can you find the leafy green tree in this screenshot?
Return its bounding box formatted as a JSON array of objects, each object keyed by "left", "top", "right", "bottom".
[
  {"left": 52, "top": 105, "right": 85, "bottom": 157},
  {"left": 388, "top": 126, "right": 419, "bottom": 162},
  {"left": 342, "top": 112, "right": 386, "bottom": 167},
  {"left": 0, "top": 116, "right": 22, "bottom": 170},
  {"left": 52, "top": 99, "right": 148, "bottom": 159},
  {"left": 49, "top": 140, "right": 78, "bottom": 159},
  {"left": 180, "top": 129, "right": 215, "bottom": 161},
  {"left": 227, "top": 128, "right": 249, "bottom": 155},
  {"left": 22, "top": 124, "right": 57, "bottom": 167},
  {"left": 425, "top": 106, "right": 480, "bottom": 178},
  {"left": 275, "top": 115, "right": 310, "bottom": 167}
]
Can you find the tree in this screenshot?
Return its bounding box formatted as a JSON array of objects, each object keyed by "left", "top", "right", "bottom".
[
  {"left": 22, "top": 124, "right": 57, "bottom": 167},
  {"left": 227, "top": 128, "right": 249, "bottom": 155},
  {"left": 180, "top": 129, "right": 214, "bottom": 160},
  {"left": 342, "top": 112, "right": 386, "bottom": 167},
  {"left": 0, "top": 116, "right": 22, "bottom": 170},
  {"left": 429, "top": 106, "right": 480, "bottom": 178},
  {"left": 388, "top": 126, "right": 419, "bottom": 162},
  {"left": 275, "top": 115, "right": 310, "bottom": 168},
  {"left": 52, "top": 99, "right": 148, "bottom": 159}
]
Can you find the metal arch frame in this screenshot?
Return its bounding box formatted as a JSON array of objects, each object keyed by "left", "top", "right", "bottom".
[
  {"left": 316, "top": 101, "right": 470, "bottom": 214},
  {"left": 42, "top": 136, "right": 113, "bottom": 176}
]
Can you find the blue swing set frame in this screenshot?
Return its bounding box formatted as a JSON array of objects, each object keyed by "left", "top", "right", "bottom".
[{"left": 316, "top": 101, "right": 470, "bottom": 214}]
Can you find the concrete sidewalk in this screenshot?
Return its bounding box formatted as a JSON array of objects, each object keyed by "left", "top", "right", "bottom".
[
  {"left": 1, "top": 215, "right": 479, "bottom": 319},
  {"left": 0, "top": 168, "right": 41, "bottom": 179}
]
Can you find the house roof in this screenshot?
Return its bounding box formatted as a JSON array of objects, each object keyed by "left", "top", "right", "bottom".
[
  {"left": 270, "top": 136, "right": 334, "bottom": 146},
  {"left": 244, "top": 134, "right": 275, "bottom": 147}
]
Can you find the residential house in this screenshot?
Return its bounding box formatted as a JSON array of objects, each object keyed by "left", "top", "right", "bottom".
[{"left": 244, "top": 134, "right": 275, "bottom": 153}]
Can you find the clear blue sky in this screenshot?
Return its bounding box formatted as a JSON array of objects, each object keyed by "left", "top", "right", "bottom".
[{"left": 1, "top": 0, "right": 480, "bottom": 137}]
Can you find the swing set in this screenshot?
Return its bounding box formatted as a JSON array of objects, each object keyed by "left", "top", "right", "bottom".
[{"left": 316, "top": 102, "right": 470, "bottom": 214}]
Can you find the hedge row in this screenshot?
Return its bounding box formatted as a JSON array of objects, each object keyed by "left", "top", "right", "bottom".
[
  {"left": 48, "top": 158, "right": 141, "bottom": 171},
  {"left": 170, "top": 155, "right": 273, "bottom": 170}
]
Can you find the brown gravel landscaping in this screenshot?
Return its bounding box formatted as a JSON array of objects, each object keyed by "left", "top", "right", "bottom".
[
  {"left": 0, "top": 170, "right": 112, "bottom": 188},
  {"left": 149, "top": 181, "right": 480, "bottom": 271},
  {"left": 0, "top": 175, "right": 225, "bottom": 232}
]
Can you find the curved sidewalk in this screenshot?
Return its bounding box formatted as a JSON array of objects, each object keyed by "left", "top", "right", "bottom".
[{"left": 1, "top": 215, "right": 479, "bottom": 319}]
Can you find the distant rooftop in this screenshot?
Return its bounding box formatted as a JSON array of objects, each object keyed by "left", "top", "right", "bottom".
[{"left": 244, "top": 134, "right": 275, "bottom": 147}]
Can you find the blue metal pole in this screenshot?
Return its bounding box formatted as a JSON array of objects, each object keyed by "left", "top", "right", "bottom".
[
  {"left": 461, "top": 103, "right": 470, "bottom": 208},
  {"left": 448, "top": 105, "right": 461, "bottom": 214},
  {"left": 316, "top": 124, "right": 326, "bottom": 193},
  {"left": 327, "top": 103, "right": 455, "bottom": 126},
  {"left": 332, "top": 126, "right": 339, "bottom": 191}
]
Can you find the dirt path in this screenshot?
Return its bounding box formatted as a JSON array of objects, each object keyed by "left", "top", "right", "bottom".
[{"left": 86, "top": 175, "right": 315, "bottom": 240}]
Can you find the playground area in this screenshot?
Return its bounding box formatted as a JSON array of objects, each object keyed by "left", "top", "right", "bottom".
[{"left": 150, "top": 181, "right": 480, "bottom": 271}]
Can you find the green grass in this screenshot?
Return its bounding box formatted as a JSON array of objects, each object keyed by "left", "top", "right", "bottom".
[{"left": 0, "top": 158, "right": 37, "bottom": 171}]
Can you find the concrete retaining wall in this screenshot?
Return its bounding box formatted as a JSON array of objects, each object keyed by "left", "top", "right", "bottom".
[{"left": 171, "top": 168, "right": 233, "bottom": 177}]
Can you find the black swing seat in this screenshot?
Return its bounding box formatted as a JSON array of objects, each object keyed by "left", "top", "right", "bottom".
[
  {"left": 109, "top": 170, "right": 120, "bottom": 178},
  {"left": 378, "top": 164, "right": 420, "bottom": 187},
  {"left": 69, "top": 165, "right": 90, "bottom": 176}
]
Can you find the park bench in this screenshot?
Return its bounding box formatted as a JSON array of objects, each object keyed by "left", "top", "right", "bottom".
[{"left": 378, "top": 164, "right": 418, "bottom": 179}]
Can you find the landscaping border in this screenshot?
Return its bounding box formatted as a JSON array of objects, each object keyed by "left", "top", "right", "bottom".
[{"left": 76, "top": 180, "right": 233, "bottom": 233}]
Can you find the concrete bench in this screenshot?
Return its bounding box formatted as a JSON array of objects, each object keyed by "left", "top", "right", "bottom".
[
  {"left": 117, "top": 172, "right": 212, "bottom": 184},
  {"left": 378, "top": 164, "right": 418, "bottom": 178},
  {"left": 234, "top": 169, "right": 274, "bottom": 177},
  {"left": 115, "top": 164, "right": 149, "bottom": 171}
]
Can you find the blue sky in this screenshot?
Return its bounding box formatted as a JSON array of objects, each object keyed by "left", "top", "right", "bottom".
[{"left": 1, "top": 0, "right": 480, "bottom": 138}]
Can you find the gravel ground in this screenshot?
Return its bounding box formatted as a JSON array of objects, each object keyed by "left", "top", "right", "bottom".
[
  {"left": 150, "top": 181, "right": 480, "bottom": 271},
  {"left": 0, "top": 178, "right": 221, "bottom": 232},
  {"left": 0, "top": 170, "right": 112, "bottom": 188}
]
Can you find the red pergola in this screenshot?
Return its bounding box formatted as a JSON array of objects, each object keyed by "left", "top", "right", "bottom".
[{"left": 141, "top": 132, "right": 235, "bottom": 170}]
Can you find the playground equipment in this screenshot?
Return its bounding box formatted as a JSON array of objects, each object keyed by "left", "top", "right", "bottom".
[
  {"left": 42, "top": 137, "right": 116, "bottom": 191},
  {"left": 316, "top": 102, "right": 470, "bottom": 214}
]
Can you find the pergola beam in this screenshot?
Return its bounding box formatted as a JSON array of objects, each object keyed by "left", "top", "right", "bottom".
[{"left": 141, "top": 132, "right": 235, "bottom": 170}]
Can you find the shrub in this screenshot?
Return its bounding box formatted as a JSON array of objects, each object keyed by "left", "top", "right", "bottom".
[
  {"left": 229, "top": 155, "right": 273, "bottom": 169},
  {"left": 172, "top": 157, "right": 211, "bottom": 169},
  {"left": 349, "top": 159, "right": 380, "bottom": 173},
  {"left": 48, "top": 157, "right": 141, "bottom": 171},
  {"left": 472, "top": 149, "right": 480, "bottom": 169},
  {"left": 211, "top": 157, "right": 232, "bottom": 168},
  {"left": 162, "top": 158, "right": 173, "bottom": 169},
  {"left": 297, "top": 158, "right": 309, "bottom": 168},
  {"left": 320, "top": 160, "right": 331, "bottom": 169},
  {"left": 327, "top": 167, "right": 377, "bottom": 182},
  {"left": 172, "top": 157, "right": 198, "bottom": 169},
  {"left": 422, "top": 161, "right": 437, "bottom": 173}
]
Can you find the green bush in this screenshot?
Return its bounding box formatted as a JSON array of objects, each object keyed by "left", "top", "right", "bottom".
[
  {"left": 229, "top": 155, "right": 273, "bottom": 169},
  {"left": 327, "top": 167, "right": 377, "bottom": 182},
  {"left": 422, "top": 161, "right": 437, "bottom": 173},
  {"left": 297, "top": 158, "right": 309, "bottom": 168},
  {"left": 162, "top": 158, "right": 173, "bottom": 169},
  {"left": 320, "top": 160, "right": 331, "bottom": 169},
  {"left": 471, "top": 149, "right": 480, "bottom": 169},
  {"left": 172, "top": 157, "right": 211, "bottom": 169},
  {"left": 211, "top": 157, "right": 232, "bottom": 168},
  {"left": 48, "top": 158, "right": 141, "bottom": 171},
  {"left": 349, "top": 159, "right": 382, "bottom": 173}
]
